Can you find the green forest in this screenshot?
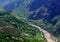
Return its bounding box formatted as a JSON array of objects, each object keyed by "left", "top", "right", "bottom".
[{"left": 0, "top": 9, "right": 47, "bottom": 42}]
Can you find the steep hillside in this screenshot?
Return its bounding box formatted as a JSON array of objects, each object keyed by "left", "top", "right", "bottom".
[
  {"left": 0, "top": 0, "right": 60, "bottom": 42},
  {"left": 12, "top": 0, "right": 60, "bottom": 41},
  {"left": 0, "top": 9, "right": 47, "bottom": 42},
  {"left": 12, "top": 0, "right": 60, "bottom": 37},
  {"left": 28, "top": 0, "right": 60, "bottom": 36}
]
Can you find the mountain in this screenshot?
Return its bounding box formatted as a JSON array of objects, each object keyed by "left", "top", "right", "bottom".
[
  {"left": 12, "top": 0, "right": 60, "bottom": 36},
  {"left": 28, "top": 0, "right": 60, "bottom": 24},
  {"left": 28, "top": 0, "right": 60, "bottom": 36},
  {"left": 0, "top": 9, "right": 47, "bottom": 42},
  {"left": 0, "top": 0, "right": 24, "bottom": 11},
  {"left": 3, "top": 0, "right": 23, "bottom": 11},
  {"left": 0, "top": 0, "right": 60, "bottom": 42},
  {"left": 0, "top": 0, "right": 33, "bottom": 11},
  {"left": 5, "top": 0, "right": 60, "bottom": 37}
]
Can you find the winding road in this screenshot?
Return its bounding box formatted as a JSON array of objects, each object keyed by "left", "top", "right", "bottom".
[{"left": 30, "top": 24, "right": 58, "bottom": 42}]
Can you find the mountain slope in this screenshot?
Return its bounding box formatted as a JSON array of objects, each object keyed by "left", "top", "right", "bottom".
[
  {"left": 0, "top": 8, "right": 47, "bottom": 42},
  {"left": 27, "top": 0, "right": 60, "bottom": 36},
  {"left": 13, "top": 0, "right": 60, "bottom": 37}
]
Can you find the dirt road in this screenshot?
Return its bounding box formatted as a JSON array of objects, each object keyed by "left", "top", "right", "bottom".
[{"left": 30, "top": 24, "right": 58, "bottom": 42}]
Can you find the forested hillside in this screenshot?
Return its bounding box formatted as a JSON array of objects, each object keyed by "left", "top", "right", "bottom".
[
  {"left": 0, "top": 0, "right": 60, "bottom": 42},
  {"left": 0, "top": 9, "right": 47, "bottom": 42}
]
